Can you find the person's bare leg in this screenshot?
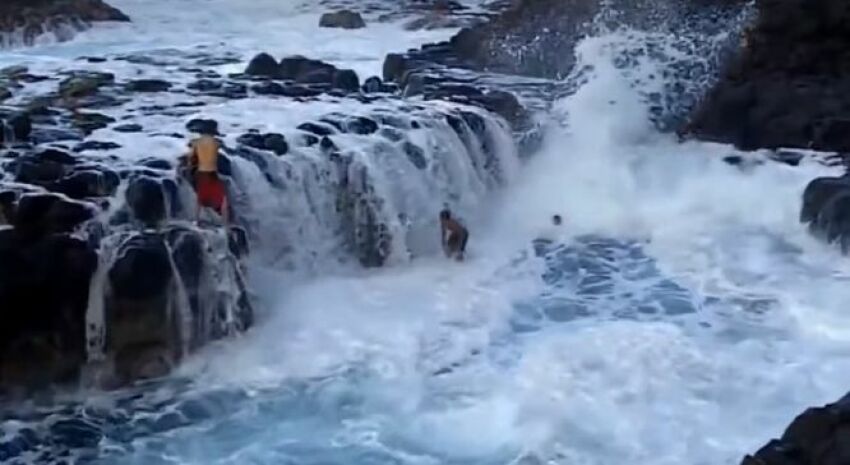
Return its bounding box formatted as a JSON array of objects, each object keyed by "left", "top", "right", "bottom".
[{"left": 221, "top": 196, "right": 229, "bottom": 225}]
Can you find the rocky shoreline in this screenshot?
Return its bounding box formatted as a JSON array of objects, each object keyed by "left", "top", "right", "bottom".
[
  {"left": 2, "top": 0, "right": 850, "bottom": 464},
  {"left": 0, "top": 0, "right": 128, "bottom": 48},
  {"left": 0, "top": 1, "right": 528, "bottom": 395}
]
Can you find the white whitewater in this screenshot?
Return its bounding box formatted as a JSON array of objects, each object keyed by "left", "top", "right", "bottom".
[{"left": 2, "top": 1, "right": 850, "bottom": 465}]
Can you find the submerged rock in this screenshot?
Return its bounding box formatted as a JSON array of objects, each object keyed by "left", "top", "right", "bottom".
[
  {"left": 319, "top": 10, "right": 366, "bottom": 29},
  {"left": 125, "top": 79, "right": 172, "bottom": 93}
]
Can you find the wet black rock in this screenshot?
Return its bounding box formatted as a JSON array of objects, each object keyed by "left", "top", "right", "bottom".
[
  {"left": 58, "top": 71, "right": 115, "bottom": 99},
  {"left": 319, "top": 10, "right": 366, "bottom": 29},
  {"left": 186, "top": 118, "right": 219, "bottom": 135},
  {"left": 333, "top": 69, "right": 360, "bottom": 92},
  {"left": 251, "top": 81, "right": 286, "bottom": 96},
  {"left": 297, "top": 122, "right": 336, "bottom": 136},
  {"left": 74, "top": 140, "right": 122, "bottom": 152},
  {"left": 362, "top": 76, "right": 385, "bottom": 93},
  {"left": 125, "top": 175, "right": 166, "bottom": 226},
  {"left": 801, "top": 176, "right": 850, "bottom": 225},
  {"left": 402, "top": 141, "right": 427, "bottom": 169},
  {"left": 187, "top": 79, "right": 222, "bottom": 92},
  {"left": 347, "top": 116, "right": 379, "bottom": 135},
  {"left": 245, "top": 52, "right": 280, "bottom": 78},
  {"left": 0, "top": 0, "right": 129, "bottom": 46},
  {"left": 263, "top": 133, "right": 289, "bottom": 155},
  {"left": 72, "top": 111, "right": 116, "bottom": 135},
  {"left": 6, "top": 112, "right": 32, "bottom": 141},
  {"left": 689, "top": 0, "right": 850, "bottom": 152},
  {"left": 113, "top": 123, "right": 143, "bottom": 133},
  {"left": 741, "top": 393, "right": 850, "bottom": 465},
  {"left": 52, "top": 169, "right": 120, "bottom": 199},
  {"left": 13, "top": 193, "right": 94, "bottom": 236},
  {"left": 0, "top": 230, "right": 96, "bottom": 391},
  {"left": 125, "top": 79, "right": 172, "bottom": 93},
  {"left": 236, "top": 132, "right": 288, "bottom": 156},
  {"left": 320, "top": 136, "right": 338, "bottom": 152}
]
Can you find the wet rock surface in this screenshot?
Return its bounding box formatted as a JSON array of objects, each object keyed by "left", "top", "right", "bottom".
[
  {"left": 688, "top": 0, "right": 850, "bottom": 152},
  {"left": 742, "top": 393, "right": 850, "bottom": 465},
  {"left": 0, "top": 0, "right": 130, "bottom": 47}
]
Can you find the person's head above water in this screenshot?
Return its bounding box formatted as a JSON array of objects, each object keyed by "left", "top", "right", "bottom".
[{"left": 552, "top": 214, "right": 562, "bottom": 226}]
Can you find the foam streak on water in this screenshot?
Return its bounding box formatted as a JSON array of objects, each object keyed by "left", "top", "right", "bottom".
[{"left": 3, "top": 1, "right": 850, "bottom": 465}]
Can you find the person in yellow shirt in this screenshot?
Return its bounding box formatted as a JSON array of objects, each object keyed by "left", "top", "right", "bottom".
[{"left": 187, "top": 127, "right": 229, "bottom": 224}]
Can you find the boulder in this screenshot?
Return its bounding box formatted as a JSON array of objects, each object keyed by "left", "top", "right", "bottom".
[
  {"left": 741, "top": 393, "right": 850, "bottom": 465},
  {"left": 236, "top": 132, "right": 288, "bottom": 155},
  {"left": 347, "top": 116, "right": 379, "bottom": 135},
  {"left": 801, "top": 176, "right": 850, "bottom": 225},
  {"left": 6, "top": 112, "right": 32, "bottom": 141},
  {"left": 362, "top": 76, "right": 384, "bottom": 93},
  {"left": 279, "top": 55, "right": 336, "bottom": 83},
  {"left": 125, "top": 175, "right": 166, "bottom": 226},
  {"left": 52, "top": 169, "right": 120, "bottom": 199},
  {"left": 74, "top": 140, "right": 122, "bottom": 151},
  {"left": 297, "top": 122, "right": 336, "bottom": 136},
  {"left": 688, "top": 0, "right": 850, "bottom": 151},
  {"left": 319, "top": 10, "right": 366, "bottom": 29},
  {"left": 186, "top": 118, "right": 219, "bottom": 135},
  {"left": 58, "top": 71, "right": 115, "bottom": 99},
  {"left": 125, "top": 79, "right": 172, "bottom": 92},
  {"left": 13, "top": 193, "right": 94, "bottom": 236},
  {"left": 113, "top": 123, "right": 143, "bottom": 133},
  {"left": 244, "top": 53, "right": 280, "bottom": 78},
  {"left": 106, "top": 232, "right": 176, "bottom": 383},
  {"left": 71, "top": 111, "right": 116, "bottom": 135},
  {"left": 332, "top": 69, "right": 360, "bottom": 92},
  {"left": 0, "top": 230, "right": 97, "bottom": 390}
]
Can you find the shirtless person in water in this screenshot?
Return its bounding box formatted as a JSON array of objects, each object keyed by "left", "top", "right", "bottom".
[
  {"left": 440, "top": 209, "right": 469, "bottom": 262},
  {"left": 188, "top": 127, "right": 229, "bottom": 224}
]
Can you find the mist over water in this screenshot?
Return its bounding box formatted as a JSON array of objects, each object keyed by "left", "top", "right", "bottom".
[{"left": 3, "top": 1, "right": 850, "bottom": 464}]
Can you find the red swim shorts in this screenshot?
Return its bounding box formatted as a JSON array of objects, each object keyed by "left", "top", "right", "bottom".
[{"left": 195, "top": 172, "right": 226, "bottom": 213}]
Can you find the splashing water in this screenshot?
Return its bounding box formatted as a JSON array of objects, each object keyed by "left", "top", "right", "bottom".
[{"left": 3, "top": 1, "right": 850, "bottom": 465}]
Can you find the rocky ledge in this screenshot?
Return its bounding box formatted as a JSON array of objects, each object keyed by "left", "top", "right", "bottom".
[
  {"left": 0, "top": 42, "right": 525, "bottom": 393},
  {"left": 742, "top": 393, "right": 850, "bottom": 465},
  {"left": 0, "top": 0, "right": 129, "bottom": 48},
  {"left": 688, "top": 0, "right": 850, "bottom": 153}
]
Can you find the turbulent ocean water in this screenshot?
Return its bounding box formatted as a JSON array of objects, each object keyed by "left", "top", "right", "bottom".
[{"left": 3, "top": 1, "right": 850, "bottom": 464}]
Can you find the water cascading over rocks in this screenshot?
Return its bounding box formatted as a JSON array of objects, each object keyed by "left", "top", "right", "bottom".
[{"left": 0, "top": 43, "right": 522, "bottom": 392}]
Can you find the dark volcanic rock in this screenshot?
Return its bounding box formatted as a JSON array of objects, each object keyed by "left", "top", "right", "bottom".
[
  {"left": 0, "top": 0, "right": 130, "bottom": 46},
  {"left": 297, "top": 122, "right": 336, "bottom": 137},
  {"left": 0, "top": 230, "right": 96, "bottom": 390},
  {"left": 125, "top": 79, "right": 172, "bottom": 93},
  {"left": 236, "top": 132, "right": 288, "bottom": 155},
  {"left": 689, "top": 0, "right": 850, "bottom": 152},
  {"left": 186, "top": 118, "right": 219, "bottom": 135},
  {"left": 332, "top": 69, "right": 360, "bottom": 92},
  {"left": 58, "top": 71, "right": 115, "bottom": 99},
  {"left": 13, "top": 193, "right": 94, "bottom": 236},
  {"left": 6, "top": 112, "right": 32, "bottom": 141},
  {"left": 74, "top": 140, "right": 121, "bottom": 151},
  {"left": 244, "top": 53, "right": 280, "bottom": 78},
  {"left": 125, "top": 176, "right": 166, "bottom": 226},
  {"left": 113, "top": 123, "right": 143, "bottom": 133},
  {"left": 319, "top": 10, "right": 366, "bottom": 29},
  {"left": 741, "top": 393, "right": 850, "bottom": 465}
]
